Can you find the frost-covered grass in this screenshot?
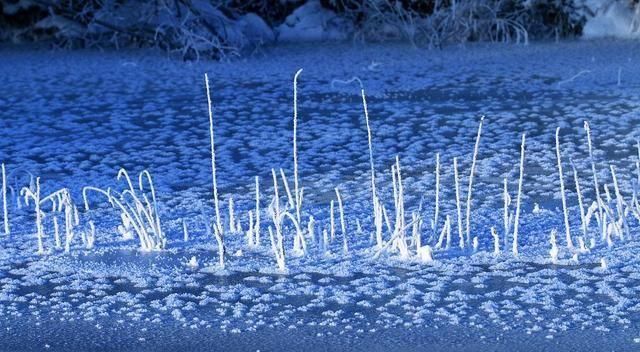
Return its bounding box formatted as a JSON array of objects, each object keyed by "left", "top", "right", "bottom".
[{"left": 2, "top": 41, "right": 640, "bottom": 350}]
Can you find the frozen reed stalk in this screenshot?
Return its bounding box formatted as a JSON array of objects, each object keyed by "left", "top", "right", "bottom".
[
  {"left": 435, "top": 217, "right": 448, "bottom": 249},
  {"left": 610, "top": 165, "right": 628, "bottom": 240},
  {"left": 571, "top": 161, "right": 587, "bottom": 240},
  {"left": 453, "top": 157, "right": 463, "bottom": 249},
  {"left": 466, "top": 116, "right": 484, "bottom": 246},
  {"left": 360, "top": 86, "right": 381, "bottom": 248},
  {"left": 584, "top": 121, "right": 604, "bottom": 239},
  {"left": 330, "top": 200, "right": 335, "bottom": 242},
  {"left": 395, "top": 156, "right": 406, "bottom": 242},
  {"left": 2, "top": 163, "right": 8, "bottom": 236},
  {"left": 444, "top": 215, "right": 452, "bottom": 249},
  {"left": 556, "top": 127, "right": 574, "bottom": 249},
  {"left": 432, "top": 153, "right": 440, "bottom": 236},
  {"left": 268, "top": 226, "right": 285, "bottom": 271},
  {"left": 617, "top": 67, "right": 622, "bottom": 86},
  {"left": 247, "top": 211, "right": 254, "bottom": 246},
  {"left": 53, "top": 216, "right": 61, "bottom": 249},
  {"left": 182, "top": 219, "right": 189, "bottom": 241},
  {"left": 335, "top": 187, "right": 348, "bottom": 254},
  {"left": 636, "top": 141, "right": 640, "bottom": 185},
  {"left": 228, "top": 197, "right": 235, "bottom": 234},
  {"left": 255, "top": 176, "right": 260, "bottom": 246},
  {"left": 21, "top": 177, "right": 44, "bottom": 254},
  {"left": 549, "top": 229, "right": 559, "bottom": 264},
  {"left": 472, "top": 237, "right": 478, "bottom": 252},
  {"left": 269, "top": 169, "right": 286, "bottom": 269},
  {"left": 578, "top": 236, "right": 588, "bottom": 253},
  {"left": 412, "top": 212, "right": 422, "bottom": 251},
  {"left": 293, "top": 69, "right": 303, "bottom": 227},
  {"left": 513, "top": 133, "right": 526, "bottom": 256},
  {"left": 87, "top": 221, "right": 96, "bottom": 249},
  {"left": 307, "top": 215, "right": 315, "bottom": 242},
  {"left": 204, "top": 74, "right": 224, "bottom": 241},
  {"left": 491, "top": 227, "right": 500, "bottom": 255},
  {"left": 322, "top": 228, "right": 329, "bottom": 253},
  {"left": 279, "top": 169, "right": 295, "bottom": 209},
  {"left": 503, "top": 177, "right": 511, "bottom": 250}
]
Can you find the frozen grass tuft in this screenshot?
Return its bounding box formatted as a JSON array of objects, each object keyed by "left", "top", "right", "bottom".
[{"left": 83, "top": 169, "right": 165, "bottom": 251}]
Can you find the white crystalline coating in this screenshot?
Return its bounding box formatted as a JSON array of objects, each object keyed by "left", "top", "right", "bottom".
[{"left": 1, "top": 41, "right": 640, "bottom": 348}]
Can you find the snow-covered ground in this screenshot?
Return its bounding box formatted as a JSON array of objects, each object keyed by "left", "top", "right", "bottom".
[{"left": 2, "top": 40, "right": 640, "bottom": 351}]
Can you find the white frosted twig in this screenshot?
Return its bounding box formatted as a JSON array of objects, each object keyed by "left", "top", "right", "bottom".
[
  {"left": 549, "top": 229, "right": 559, "bottom": 264},
  {"left": 503, "top": 177, "right": 511, "bottom": 251},
  {"left": 513, "top": 133, "right": 525, "bottom": 256},
  {"left": 330, "top": 199, "right": 335, "bottom": 242},
  {"left": 571, "top": 161, "right": 587, "bottom": 239},
  {"left": 293, "top": 69, "right": 303, "bottom": 227},
  {"left": 279, "top": 168, "right": 295, "bottom": 209},
  {"left": 53, "top": 216, "right": 61, "bottom": 249},
  {"left": 182, "top": 218, "right": 189, "bottom": 241},
  {"left": 453, "top": 157, "right": 463, "bottom": 249},
  {"left": 432, "top": 153, "right": 440, "bottom": 236},
  {"left": 228, "top": 196, "right": 235, "bottom": 234},
  {"left": 360, "top": 87, "right": 381, "bottom": 247},
  {"left": 255, "top": 176, "right": 261, "bottom": 246},
  {"left": 610, "top": 165, "right": 628, "bottom": 240},
  {"left": 466, "top": 117, "right": 484, "bottom": 245},
  {"left": 21, "top": 177, "right": 44, "bottom": 254},
  {"left": 584, "top": 121, "right": 604, "bottom": 239},
  {"left": 491, "top": 227, "right": 500, "bottom": 255},
  {"left": 557, "top": 70, "right": 591, "bottom": 86},
  {"left": 556, "top": 127, "right": 574, "bottom": 249},
  {"left": 335, "top": 187, "right": 348, "bottom": 254},
  {"left": 2, "top": 163, "right": 8, "bottom": 236},
  {"left": 204, "top": 73, "right": 224, "bottom": 246}
]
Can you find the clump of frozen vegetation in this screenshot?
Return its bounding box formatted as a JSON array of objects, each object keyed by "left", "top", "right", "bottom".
[{"left": 83, "top": 169, "right": 165, "bottom": 251}]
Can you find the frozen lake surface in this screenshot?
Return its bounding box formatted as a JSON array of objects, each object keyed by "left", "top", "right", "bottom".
[{"left": 2, "top": 40, "right": 640, "bottom": 351}]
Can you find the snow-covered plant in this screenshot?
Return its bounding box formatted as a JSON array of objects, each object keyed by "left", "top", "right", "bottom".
[
  {"left": 182, "top": 218, "right": 189, "bottom": 242},
  {"left": 330, "top": 199, "right": 336, "bottom": 242},
  {"left": 205, "top": 73, "right": 225, "bottom": 268},
  {"left": 412, "top": 211, "right": 423, "bottom": 253},
  {"left": 292, "top": 69, "right": 304, "bottom": 230},
  {"left": 335, "top": 187, "right": 348, "bottom": 254},
  {"left": 2, "top": 163, "right": 8, "bottom": 236},
  {"left": 391, "top": 156, "right": 409, "bottom": 259},
  {"left": 307, "top": 215, "right": 316, "bottom": 243},
  {"left": 246, "top": 211, "right": 255, "bottom": 246},
  {"left": 512, "top": 133, "right": 526, "bottom": 256},
  {"left": 432, "top": 153, "right": 440, "bottom": 237},
  {"left": 417, "top": 245, "right": 433, "bottom": 263},
  {"left": 610, "top": 165, "right": 629, "bottom": 240},
  {"left": 491, "top": 227, "right": 500, "bottom": 255},
  {"left": 584, "top": 121, "right": 604, "bottom": 240},
  {"left": 279, "top": 168, "right": 295, "bottom": 209},
  {"left": 83, "top": 169, "right": 165, "bottom": 251},
  {"left": 571, "top": 160, "right": 588, "bottom": 240},
  {"left": 268, "top": 169, "right": 286, "bottom": 270},
  {"left": 435, "top": 216, "right": 450, "bottom": 250},
  {"left": 20, "top": 177, "right": 44, "bottom": 254},
  {"left": 359, "top": 84, "right": 384, "bottom": 249},
  {"left": 556, "top": 127, "right": 574, "bottom": 249},
  {"left": 503, "top": 177, "right": 512, "bottom": 249},
  {"left": 254, "top": 176, "right": 261, "bottom": 246},
  {"left": 549, "top": 228, "right": 559, "bottom": 264},
  {"left": 453, "top": 157, "right": 464, "bottom": 249},
  {"left": 228, "top": 196, "right": 236, "bottom": 234},
  {"left": 465, "top": 116, "right": 484, "bottom": 246}
]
